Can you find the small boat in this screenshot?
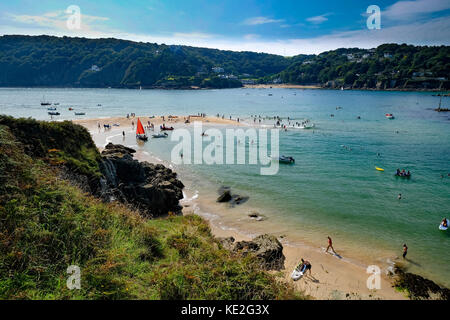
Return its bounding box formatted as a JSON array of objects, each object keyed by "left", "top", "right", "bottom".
[
  {"left": 298, "top": 123, "right": 315, "bottom": 129},
  {"left": 68, "top": 107, "right": 74, "bottom": 111},
  {"left": 48, "top": 112, "right": 60, "bottom": 116},
  {"left": 74, "top": 112, "right": 86, "bottom": 116},
  {"left": 385, "top": 113, "right": 395, "bottom": 119},
  {"left": 375, "top": 167, "right": 384, "bottom": 171},
  {"left": 53, "top": 103, "right": 60, "bottom": 106},
  {"left": 160, "top": 125, "right": 174, "bottom": 131},
  {"left": 152, "top": 133, "right": 168, "bottom": 138},
  {"left": 41, "top": 96, "right": 51, "bottom": 106},
  {"left": 47, "top": 107, "right": 57, "bottom": 111},
  {"left": 136, "top": 118, "right": 148, "bottom": 141},
  {"left": 274, "top": 155, "right": 295, "bottom": 164}
]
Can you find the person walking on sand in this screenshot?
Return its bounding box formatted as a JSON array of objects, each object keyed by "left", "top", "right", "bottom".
[
  {"left": 402, "top": 244, "right": 408, "bottom": 259},
  {"left": 326, "top": 236, "right": 336, "bottom": 254},
  {"left": 122, "top": 131, "right": 125, "bottom": 138}
]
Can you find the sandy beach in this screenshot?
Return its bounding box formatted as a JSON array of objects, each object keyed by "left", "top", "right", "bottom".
[
  {"left": 244, "top": 84, "right": 322, "bottom": 89},
  {"left": 74, "top": 115, "right": 407, "bottom": 300}
]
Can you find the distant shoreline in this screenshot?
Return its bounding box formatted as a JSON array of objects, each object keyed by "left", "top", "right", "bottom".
[{"left": 0, "top": 85, "right": 448, "bottom": 93}]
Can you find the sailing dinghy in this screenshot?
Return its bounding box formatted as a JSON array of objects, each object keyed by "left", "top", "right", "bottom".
[{"left": 136, "top": 118, "right": 148, "bottom": 141}]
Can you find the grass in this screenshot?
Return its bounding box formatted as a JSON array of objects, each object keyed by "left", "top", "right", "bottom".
[{"left": 0, "top": 119, "right": 303, "bottom": 300}]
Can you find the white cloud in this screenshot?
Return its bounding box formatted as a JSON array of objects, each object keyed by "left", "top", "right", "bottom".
[
  {"left": 244, "top": 34, "right": 260, "bottom": 40},
  {"left": 8, "top": 11, "right": 109, "bottom": 33},
  {"left": 173, "top": 32, "right": 214, "bottom": 39},
  {"left": 306, "top": 14, "right": 331, "bottom": 24},
  {"left": 242, "top": 16, "right": 284, "bottom": 25},
  {"left": 1, "top": 9, "right": 449, "bottom": 56},
  {"left": 384, "top": 0, "right": 450, "bottom": 20}
]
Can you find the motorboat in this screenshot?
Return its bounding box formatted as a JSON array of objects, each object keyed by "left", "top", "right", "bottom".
[
  {"left": 385, "top": 113, "right": 395, "bottom": 119},
  {"left": 152, "top": 133, "right": 169, "bottom": 138}
]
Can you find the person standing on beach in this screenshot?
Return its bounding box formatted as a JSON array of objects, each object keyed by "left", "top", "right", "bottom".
[
  {"left": 326, "top": 236, "right": 336, "bottom": 254},
  {"left": 402, "top": 244, "right": 408, "bottom": 259}
]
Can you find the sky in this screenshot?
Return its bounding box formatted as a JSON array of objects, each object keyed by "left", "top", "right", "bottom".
[{"left": 0, "top": 0, "right": 449, "bottom": 55}]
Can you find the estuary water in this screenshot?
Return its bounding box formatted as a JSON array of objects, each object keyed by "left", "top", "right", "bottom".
[{"left": 1, "top": 87, "right": 449, "bottom": 287}]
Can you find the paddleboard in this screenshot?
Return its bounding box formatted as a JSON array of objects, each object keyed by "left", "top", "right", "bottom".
[
  {"left": 439, "top": 219, "right": 448, "bottom": 231},
  {"left": 291, "top": 269, "right": 303, "bottom": 281},
  {"left": 376, "top": 167, "right": 385, "bottom": 171}
]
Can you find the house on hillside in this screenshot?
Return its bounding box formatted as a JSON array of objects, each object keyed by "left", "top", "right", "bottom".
[
  {"left": 90, "top": 65, "right": 101, "bottom": 72},
  {"left": 212, "top": 67, "right": 224, "bottom": 73}
]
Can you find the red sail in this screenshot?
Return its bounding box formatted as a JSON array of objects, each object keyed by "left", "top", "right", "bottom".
[{"left": 136, "top": 118, "right": 145, "bottom": 135}]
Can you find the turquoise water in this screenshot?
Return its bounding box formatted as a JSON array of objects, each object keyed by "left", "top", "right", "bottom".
[{"left": 1, "top": 87, "right": 449, "bottom": 286}]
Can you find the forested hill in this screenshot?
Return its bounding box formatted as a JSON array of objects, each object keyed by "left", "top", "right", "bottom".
[
  {"left": 277, "top": 44, "right": 450, "bottom": 90},
  {"left": 0, "top": 35, "right": 448, "bottom": 90},
  {"left": 0, "top": 35, "right": 306, "bottom": 89}
]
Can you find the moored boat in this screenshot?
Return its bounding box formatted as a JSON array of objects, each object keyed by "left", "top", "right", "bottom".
[{"left": 136, "top": 118, "right": 148, "bottom": 141}]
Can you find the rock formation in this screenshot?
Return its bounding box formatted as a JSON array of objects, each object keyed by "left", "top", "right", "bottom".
[{"left": 99, "top": 143, "right": 184, "bottom": 217}]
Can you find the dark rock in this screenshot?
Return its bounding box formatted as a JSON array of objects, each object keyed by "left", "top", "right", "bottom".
[
  {"left": 217, "top": 190, "right": 232, "bottom": 202},
  {"left": 218, "top": 237, "right": 235, "bottom": 251},
  {"left": 248, "top": 212, "right": 265, "bottom": 221},
  {"left": 394, "top": 266, "right": 450, "bottom": 300},
  {"left": 230, "top": 234, "right": 285, "bottom": 271},
  {"left": 99, "top": 143, "right": 184, "bottom": 218}
]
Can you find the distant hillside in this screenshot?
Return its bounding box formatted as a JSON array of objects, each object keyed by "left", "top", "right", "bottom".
[
  {"left": 0, "top": 36, "right": 448, "bottom": 90},
  {"left": 0, "top": 35, "right": 305, "bottom": 89},
  {"left": 277, "top": 44, "right": 450, "bottom": 90}
]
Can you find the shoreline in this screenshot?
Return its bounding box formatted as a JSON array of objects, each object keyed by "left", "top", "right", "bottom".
[
  {"left": 77, "top": 115, "right": 408, "bottom": 300},
  {"left": 1, "top": 85, "right": 448, "bottom": 93}
]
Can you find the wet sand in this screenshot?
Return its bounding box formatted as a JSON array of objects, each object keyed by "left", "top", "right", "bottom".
[{"left": 76, "top": 116, "right": 407, "bottom": 300}]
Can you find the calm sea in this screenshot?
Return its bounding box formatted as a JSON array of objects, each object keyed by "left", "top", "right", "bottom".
[{"left": 1, "top": 87, "right": 449, "bottom": 287}]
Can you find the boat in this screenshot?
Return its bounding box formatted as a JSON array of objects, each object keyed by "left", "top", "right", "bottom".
[
  {"left": 375, "top": 167, "right": 384, "bottom": 171},
  {"left": 47, "top": 107, "right": 57, "bottom": 111},
  {"left": 41, "top": 96, "right": 51, "bottom": 106},
  {"left": 160, "top": 125, "right": 174, "bottom": 131},
  {"left": 435, "top": 96, "right": 450, "bottom": 112},
  {"left": 152, "top": 133, "right": 168, "bottom": 138},
  {"left": 74, "top": 112, "right": 86, "bottom": 116},
  {"left": 48, "top": 112, "right": 60, "bottom": 116},
  {"left": 298, "top": 123, "right": 315, "bottom": 129},
  {"left": 136, "top": 118, "right": 148, "bottom": 141},
  {"left": 275, "top": 155, "right": 295, "bottom": 164},
  {"left": 385, "top": 113, "right": 395, "bottom": 119}
]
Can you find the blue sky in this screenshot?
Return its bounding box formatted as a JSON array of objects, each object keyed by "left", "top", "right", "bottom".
[{"left": 1, "top": 0, "right": 449, "bottom": 55}]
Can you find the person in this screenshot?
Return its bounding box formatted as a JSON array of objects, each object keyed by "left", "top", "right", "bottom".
[
  {"left": 398, "top": 193, "right": 402, "bottom": 200},
  {"left": 122, "top": 131, "right": 125, "bottom": 137},
  {"left": 442, "top": 218, "right": 448, "bottom": 228},
  {"left": 406, "top": 171, "right": 411, "bottom": 177},
  {"left": 396, "top": 169, "right": 401, "bottom": 176},
  {"left": 402, "top": 244, "right": 408, "bottom": 259},
  {"left": 326, "top": 236, "right": 336, "bottom": 254},
  {"left": 298, "top": 258, "right": 312, "bottom": 275}
]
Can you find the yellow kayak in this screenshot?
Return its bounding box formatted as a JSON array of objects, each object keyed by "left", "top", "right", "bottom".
[{"left": 375, "top": 167, "right": 385, "bottom": 172}]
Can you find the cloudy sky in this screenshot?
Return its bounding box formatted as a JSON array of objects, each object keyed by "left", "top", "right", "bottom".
[{"left": 0, "top": 0, "right": 449, "bottom": 55}]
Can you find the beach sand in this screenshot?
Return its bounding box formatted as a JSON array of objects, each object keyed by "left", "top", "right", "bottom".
[
  {"left": 244, "top": 84, "right": 321, "bottom": 89},
  {"left": 75, "top": 116, "right": 407, "bottom": 300}
]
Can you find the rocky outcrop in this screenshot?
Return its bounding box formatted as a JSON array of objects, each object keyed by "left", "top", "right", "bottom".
[
  {"left": 393, "top": 266, "right": 450, "bottom": 300},
  {"left": 218, "top": 234, "right": 285, "bottom": 271},
  {"left": 99, "top": 143, "right": 184, "bottom": 218},
  {"left": 217, "top": 187, "right": 249, "bottom": 206}
]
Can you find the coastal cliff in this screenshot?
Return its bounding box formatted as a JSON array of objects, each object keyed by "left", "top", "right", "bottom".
[{"left": 0, "top": 116, "right": 301, "bottom": 300}]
